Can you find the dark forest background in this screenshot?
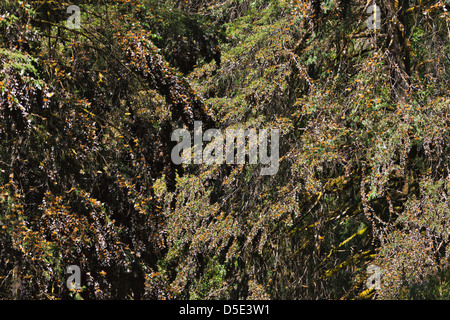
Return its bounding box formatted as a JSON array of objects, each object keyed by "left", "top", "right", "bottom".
[{"left": 1, "top": 0, "right": 450, "bottom": 299}]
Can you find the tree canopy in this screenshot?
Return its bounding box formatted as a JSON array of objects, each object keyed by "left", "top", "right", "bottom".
[{"left": 1, "top": 0, "right": 450, "bottom": 300}]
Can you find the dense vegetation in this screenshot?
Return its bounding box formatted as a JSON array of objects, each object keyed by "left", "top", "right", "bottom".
[{"left": 0, "top": 0, "right": 449, "bottom": 300}]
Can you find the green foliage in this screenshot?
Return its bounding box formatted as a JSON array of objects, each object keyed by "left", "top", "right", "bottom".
[{"left": 1, "top": 0, "right": 450, "bottom": 300}]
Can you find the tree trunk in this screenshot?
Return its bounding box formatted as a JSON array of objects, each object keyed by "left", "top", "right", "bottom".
[{"left": 381, "top": 0, "right": 412, "bottom": 103}]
